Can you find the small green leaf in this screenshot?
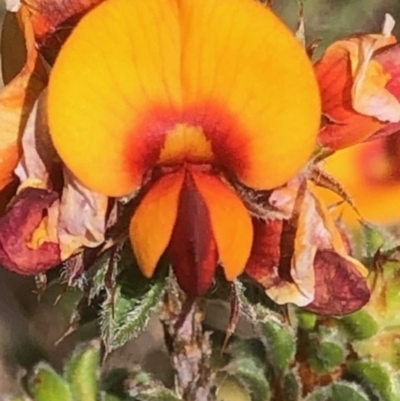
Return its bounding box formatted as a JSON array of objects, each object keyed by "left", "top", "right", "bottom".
[
  {"left": 216, "top": 375, "right": 251, "bottom": 401},
  {"left": 309, "top": 341, "right": 346, "bottom": 374},
  {"left": 307, "top": 327, "right": 347, "bottom": 374},
  {"left": 331, "top": 382, "right": 370, "bottom": 401},
  {"left": 101, "top": 269, "right": 166, "bottom": 351},
  {"left": 125, "top": 370, "right": 180, "bottom": 401},
  {"left": 305, "top": 381, "right": 370, "bottom": 401},
  {"left": 100, "top": 392, "right": 126, "bottom": 401},
  {"left": 64, "top": 340, "right": 100, "bottom": 401},
  {"left": 283, "top": 371, "right": 302, "bottom": 401},
  {"left": 232, "top": 280, "right": 256, "bottom": 322},
  {"left": 363, "top": 225, "right": 397, "bottom": 259},
  {"left": 88, "top": 251, "right": 115, "bottom": 302},
  {"left": 223, "top": 356, "right": 271, "bottom": 401},
  {"left": 346, "top": 360, "right": 400, "bottom": 401},
  {"left": 297, "top": 310, "right": 317, "bottom": 331},
  {"left": 28, "top": 363, "right": 73, "bottom": 401},
  {"left": 134, "top": 391, "right": 180, "bottom": 401},
  {"left": 304, "top": 385, "right": 330, "bottom": 401},
  {"left": 258, "top": 316, "right": 296, "bottom": 373},
  {"left": 339, "top": 310, "right": 378, "bottom": 340}
]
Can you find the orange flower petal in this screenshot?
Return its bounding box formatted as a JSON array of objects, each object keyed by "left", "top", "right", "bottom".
[
  {"left": 192, "top": 171, "right": 253, "bottom": 281},
  {"left": 49, "top": 0, "right": 320, "bottom": 197},
  {"left": 48, "top": 0, "right": 182, "bottom": 196},
  {"left": 129, "top": 170, "right": 184, "bottom": 278},
  {"left": 180, "top": 0, "right": 320, "bottom": 189}
]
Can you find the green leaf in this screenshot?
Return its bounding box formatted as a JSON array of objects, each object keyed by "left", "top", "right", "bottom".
[
  {"left": 100, "top": 393, "right": 126, "bottom": 401},
  {"left": 309, "top": 341, "right": 346, "bottom": 374},
  {"left": 257, "top": 311, "right": 296, "bottom": 373},
  {"left": 346, "top": 360, "right": 400, "bottom": 401},
  {"left": 101, "top": 271, "right": 166, "bottom": 351},
  {"left": 283, "top": 371, "right": 302, "bottom": 401},
  {"left": 363, "top": 225, "right": 397, "bottom": 260},
  {"left": 88, "top": 251, "right": 115, "bottom": 302},
  {"left": 297, "top": 310, "right": 317, "bottom": 331},
  {"left": 64, "top": 340, "right": 100, "bottom": 401},
  {"left": 232, "top": 280, "right": 256, "bottom": 322},
  {"left": 308, "top": 327, "right": 347, "bottom": 374},
  {"left": 304, "top": 385, "right": 330, "bottom": 401},
  {"left": 125, "top": 369, "right": 180, "bottom": 401},
  {"left": 216, "top": 375, "right": 251, "bottom": 401},
  {"left": 28, "top": 363, "right": 73, "bottom": 401},
  {"left": 331, "top": 382, "right": 370, "bottom": 401},
  {"left": 305, "top": 381, "right": 370, "bottom": 401},
  {"left": 223, "top": 355, "right": 271, "bottom": 401},
  {"left": 134, "top": 390, "right": 180, "bottom": 401},
  {"left": 339, "top": 310, "right": 378, "bottom": 340}
]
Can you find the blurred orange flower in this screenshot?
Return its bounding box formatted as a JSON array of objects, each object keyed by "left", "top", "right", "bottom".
[{"left": 317, "top": 134, "right": 400, "bottom": 226}]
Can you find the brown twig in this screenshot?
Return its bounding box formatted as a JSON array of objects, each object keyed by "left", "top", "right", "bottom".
[{"left": 161, "top": 283, "right": 216, "bottom": 401}]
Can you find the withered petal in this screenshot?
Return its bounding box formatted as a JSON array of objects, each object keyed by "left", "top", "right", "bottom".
[
  {"left": 57, "top": 170, "right": 108, "bottom": 260},
  {"left": 0, "top": 7, "right": 47, "bottom": 192},
  {"left": 24, "top": 0, "right": 103, "bottom": 64},
  {"left": 375, "top": 42, "right": 400, "bottom": 99},
  {"left": 245, "top": 217, "right": 283, "bottom": 288},
  {"left": 315, "top": 25, "right": 398, "bottom": 150},
  {"left": 304, "top": 250, "right": 370, "bottom": 315},
  {"left": 14, "top": 90, "right": 60, "bottom": 187},
  {"left": 0, "top": 187, "right": 60, "bottom": 274}
]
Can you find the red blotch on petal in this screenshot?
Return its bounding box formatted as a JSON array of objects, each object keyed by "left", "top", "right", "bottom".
[
  {"left": 124, "top": 106, "right": 181, "bottom": 185},
  {"left": 0, "top": 187, "right": 60, "bottom": 274},
  {"left": 124, "top": 103, "right": 252, "bottom": 188},
  {"left": 182, "top": 104, "right": 250, "bottom": 179}
]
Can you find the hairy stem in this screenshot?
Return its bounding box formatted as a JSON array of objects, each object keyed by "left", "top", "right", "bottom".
[{"left": 161, "top": 286, "right": 216, "bottom": 401}]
